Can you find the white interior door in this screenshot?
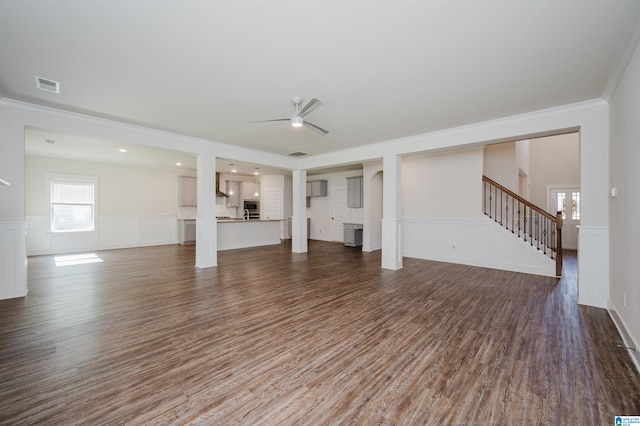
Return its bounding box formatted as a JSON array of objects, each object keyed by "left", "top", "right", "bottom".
[
  {"left": 331, "top": 189, "right": 348, "bottom": 242},
  {"left": 549, "top": 186, "right": 580, "bottom": 250}
]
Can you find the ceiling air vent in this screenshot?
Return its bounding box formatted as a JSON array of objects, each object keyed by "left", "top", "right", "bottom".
[
  {"left": 35, "top": 76, "right": 60, "bottom": 93},
  {"left": 287, "top": 151, "right": 308, "bottom": 157}
]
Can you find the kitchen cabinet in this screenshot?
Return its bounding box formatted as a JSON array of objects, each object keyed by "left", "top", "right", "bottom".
[
  {"left": 347, "top": 176, "right": 363, "bottom": 208},
  {"left": 226, "top": 181, "right": 240, "bottom": 207},
  {"left": 178, "top": 176, "right": 197, "bottom": 207},
  {"left": 306, "top": 180, "right": 327, "bottom": 197},
  {"left": 344, "top": 223, "right": 363, "bottom": 247},
  {"left": 242, "top": 182, "right": 260, "bottom": 200},
  {"left": 178, "top": 219, "right": 196, "bottom": 244}
]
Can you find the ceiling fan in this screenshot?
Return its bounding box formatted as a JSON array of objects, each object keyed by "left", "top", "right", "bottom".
[{"left": 249, "top": 97, "right": 329, "bottom": 136}]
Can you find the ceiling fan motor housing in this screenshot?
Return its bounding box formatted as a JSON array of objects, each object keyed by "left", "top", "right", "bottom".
[{"left": 291, "top": 116, "right": 303, "bottom": 127}]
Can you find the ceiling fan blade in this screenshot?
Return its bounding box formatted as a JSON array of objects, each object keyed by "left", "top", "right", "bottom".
[
  {"left": 299, "top": 98, "right": 323, "bottom": 117},
  {"left": 247, "top": 118, "right": 290, "bottom": 123},
  {"left": 303, "top": 121, "right": 329, "bottom": 136}
]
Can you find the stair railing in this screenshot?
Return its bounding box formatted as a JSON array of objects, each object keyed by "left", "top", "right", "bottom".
[{"left": 482, "top": 175, "right": 563, "bottom": 276}]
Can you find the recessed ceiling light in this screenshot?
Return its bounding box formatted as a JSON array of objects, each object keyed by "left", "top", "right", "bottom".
[
  {"left": 254, "top": 168, "right": 260, "bottom": 175},
  {"left": 176, "top": 162, "right": 182, "bottom": 166},
  {"left": 119, "top": 148, "right": 127, "bottom": 153},
  {"left": 231, "top": 169, "right": 237, "bottom": 173}
]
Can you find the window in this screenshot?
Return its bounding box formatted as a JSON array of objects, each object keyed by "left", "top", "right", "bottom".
[
  {"left": 556, "top": 190, "right": 580, "bottom": 220},
  {"left": 50, "top": 177, "right": 96, "bottom": 232},
  {"left": 571, "top": 191, "right": 580, "bottom": 220}
]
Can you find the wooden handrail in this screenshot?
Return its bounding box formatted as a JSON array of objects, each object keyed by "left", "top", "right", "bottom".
[
  {"left": 483, "top": 175, "right": 563, "bottom": 277},
  {"left": 482, "top": 175, "right": 556, "bottom": 221}
]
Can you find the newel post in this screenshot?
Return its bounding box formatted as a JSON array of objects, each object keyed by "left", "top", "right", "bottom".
[{"left": 555, "top": 211, "right": 563, "bottom": 277}]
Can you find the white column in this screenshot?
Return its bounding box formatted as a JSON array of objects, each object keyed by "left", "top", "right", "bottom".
[
  {"left": 577, "top": 107, "right": 610, "bottom": 308},
  {"left": 381, "top": 154, "right": 403, "bottom": 270},
  {"left": 196, "top": 153, "right": 217, "bottom": 268},
  {"left": 291, "top": 169, "right": 308, "bottom": 253},
  {"left": 0, "top": 106, "right": 27, "bottom": 299}
]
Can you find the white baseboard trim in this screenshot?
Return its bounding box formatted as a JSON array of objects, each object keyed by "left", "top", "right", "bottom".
[{"left": 608, "top": 302, "right": 640, "bottom": 374}]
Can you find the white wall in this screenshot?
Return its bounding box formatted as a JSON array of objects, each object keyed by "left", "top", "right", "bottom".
[
  {"left": 403, "top": 148, "right": 483, "bottom": 219},
  {"left": 363, "top": 161, "right": 383, "bottom": 252},
  {"left": 515, "top": 139, "right": 530, "bottom": 178},
  {"left": 283, "top": 174, "right": 293, "bottom": 221},
  {"left": 25, "top": 155, "right": 192, "bottom": 255},
  {"left": 306, "top": 169, "right": 364, "bottom": 241},
  {"left": 609, "top": 38, "right": 640, "bottom": 369},
  {"left": 398, "top": 147, "right": 557, "bottom": 276},
  {"left": 483, "top": 142, "right": 517, "bottom": 192},
  {"left": 528, "top": 133, "right": 580, "bottom": 209}
]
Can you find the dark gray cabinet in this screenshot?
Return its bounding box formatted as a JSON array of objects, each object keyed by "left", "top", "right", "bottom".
[
  {"left": 306, "top": 180, "right": 328, "bottom": 197},
  {"left": 344, "top": 223, "right": 363, "bottom": 247},
  {"left": 347, "top": 176, "right": 363, "bottom": 208}
]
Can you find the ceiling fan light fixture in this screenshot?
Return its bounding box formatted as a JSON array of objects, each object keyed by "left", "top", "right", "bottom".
[{"left": 291, "top": 116, "right": 303, "bottom": 127}]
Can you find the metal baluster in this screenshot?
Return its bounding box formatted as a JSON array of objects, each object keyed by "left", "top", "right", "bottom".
[
  {"left": 489, "top": 184, "right": 493, "bottom": 220},
  {"left": 500, "top": 188, "right": 503, "bottom": 225},
  {"left": 529, "top": 207, "right": 534, "bottom": 246},
  {"left": 533, "top": 211, "right": 540, "bottom": 249},
  {"left": 543, "top": 217, "right": 547, "bottom": 255},
  {"left": 504, "top": 193, "right": 509, "bottom": 230},
  {"left": 523, "top": 205, "right": 527, "bottom": 243},
  {"left": 518, "top": 200, "right": 521, "bottom": 238},
  {"left": 512, "top": 197, "right": 515, "bottom": 233},
  {"left": 537, "top": 212, "right": 540, "bottom": 250},
  {"left": 483, "top": 181, "right": 487, "bottom": 215}
]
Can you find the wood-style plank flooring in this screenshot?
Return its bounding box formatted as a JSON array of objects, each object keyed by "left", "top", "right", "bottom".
[{"left": 1, "top": 241, "right": 639, "bottom": 425}]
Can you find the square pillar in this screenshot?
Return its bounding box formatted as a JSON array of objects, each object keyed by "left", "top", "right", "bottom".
[
  {"left": 196, "top": 153, "right": 217, "bottom": 268},
  {"left": 292, "top": 169, "right": 308, "bottom": 253},
  {"left": 382, "top": 154, "right": 403, "bottom": 270}
]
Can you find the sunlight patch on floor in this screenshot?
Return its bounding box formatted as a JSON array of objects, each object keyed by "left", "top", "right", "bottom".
[{"left": 54, "top": 253, "right": 103, "bottom": 267}]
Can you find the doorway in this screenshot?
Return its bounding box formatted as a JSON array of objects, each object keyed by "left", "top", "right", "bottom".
[
  {"left": 330, "top": 188, "right": 348, "bottom": 242},
  {"left": 548, "top": 185, "right": 580, "bottom": 250}
]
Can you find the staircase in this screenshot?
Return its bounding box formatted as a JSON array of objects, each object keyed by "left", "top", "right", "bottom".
[{"left": 483, "top": 176, "right": 563, "bottom": 276}]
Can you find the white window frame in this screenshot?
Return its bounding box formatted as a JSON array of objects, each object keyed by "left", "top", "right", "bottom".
[{"left": 48, "top": 174, "right": 99, "bottom": 233}]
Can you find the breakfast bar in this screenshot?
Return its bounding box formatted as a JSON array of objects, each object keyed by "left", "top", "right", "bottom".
[{"left": 216, "top": 219, "right": 282, "bottom": 251}]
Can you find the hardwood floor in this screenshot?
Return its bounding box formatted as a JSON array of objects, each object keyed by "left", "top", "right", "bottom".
[{"left": 1, "top": 242, "right": 638, "bottom": 425}]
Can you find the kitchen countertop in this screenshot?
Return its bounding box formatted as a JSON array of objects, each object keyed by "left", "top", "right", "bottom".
[{"left": 217, "top": 218, "right": 283, "bottom": 223}]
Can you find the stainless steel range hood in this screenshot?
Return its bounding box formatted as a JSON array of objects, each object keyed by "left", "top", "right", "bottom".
[{"left": 215, "top": 173, "right": 229, "bottom": 197}]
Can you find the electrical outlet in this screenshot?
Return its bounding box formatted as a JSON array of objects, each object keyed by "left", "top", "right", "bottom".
[{"left": 623, "top": 292, "right": 627, "bottom": 308}]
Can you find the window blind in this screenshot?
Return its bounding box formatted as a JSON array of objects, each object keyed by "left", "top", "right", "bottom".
[
  {"left": 51, "top": 180, "right": 94, "bottom": 204},
  {"left": 50, "top": 179, "right": 95, "bottom": 232}
]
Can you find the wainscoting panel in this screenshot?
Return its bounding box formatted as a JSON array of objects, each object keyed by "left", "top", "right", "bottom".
[
  {"left": 50, "top": 231, "right": 98, "bottom": 252},
  {"left": 139, "top": 216, "right": 177, "bottom": 245},
  {"left": 26, "top": 215, "right": 178, "bottom": 255},
  {"left": 578, "top": 226, "right": 609, "bottom": 308},
  {"left": 0, "top": 221, "right": 27, "bottom": 300},
  {"left": 98, "top": 216, "right": 140, "bottom": 248},
  {"left": 402, "top": 216, "right": 555, "bottom": 277}
]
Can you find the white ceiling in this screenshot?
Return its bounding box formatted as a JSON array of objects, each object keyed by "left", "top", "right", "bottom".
[{"left": 2, "top": 1, "right": 640, "bottom": 167}]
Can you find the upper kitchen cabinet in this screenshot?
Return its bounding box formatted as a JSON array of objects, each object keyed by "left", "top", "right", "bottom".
[
  {"left": 347, "top": 176, "right": 363, "bottom": 208},
  {"left": 306, "top": 180, "right": 328, "bottom": 197},
  {"left": 178, "top": 176, "right": 197, "bottom": 207},
  {"left": 242, "top": 182, "right": 260, "bottom": 200},
  {"left": 226, "top": 180, "right": 240, "bottom": 207}
]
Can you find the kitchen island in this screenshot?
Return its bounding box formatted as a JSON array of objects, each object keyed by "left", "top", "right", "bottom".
[{"left": 217, "top": 219, "right": 282, "bottom": 250}]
